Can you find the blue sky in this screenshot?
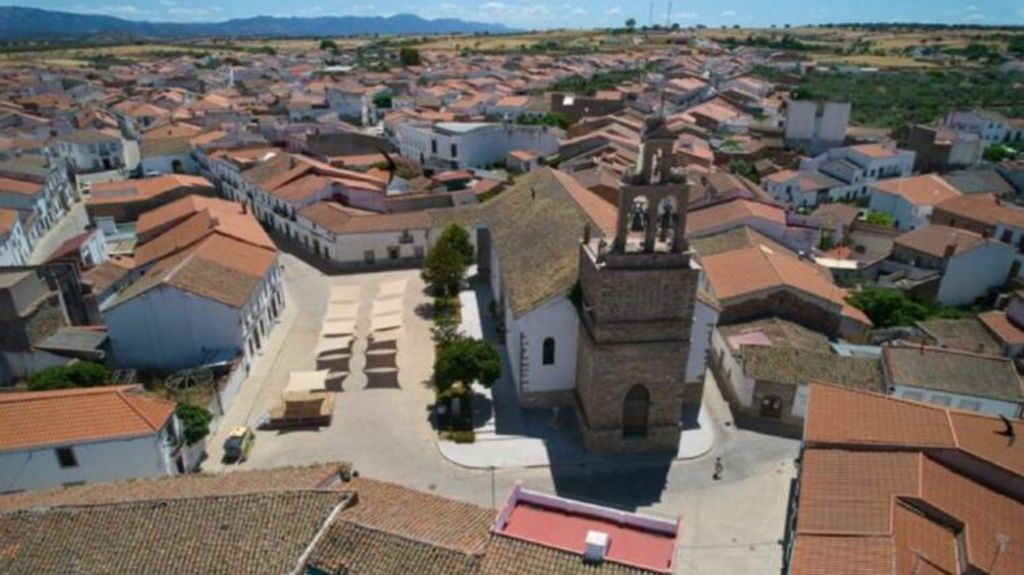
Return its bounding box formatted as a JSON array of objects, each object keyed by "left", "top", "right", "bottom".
[{"left": 9, "top": 1, "right": 1024, "bottom": 29}]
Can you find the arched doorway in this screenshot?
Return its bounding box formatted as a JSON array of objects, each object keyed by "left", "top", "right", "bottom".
[{"left": 622, "top": 385, "right": 649, "bottom": 438}]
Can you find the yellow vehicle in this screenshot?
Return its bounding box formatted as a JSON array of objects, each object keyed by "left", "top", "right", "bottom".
[{"left": 222, "top": 426, "right": 255, "bottom": 463}]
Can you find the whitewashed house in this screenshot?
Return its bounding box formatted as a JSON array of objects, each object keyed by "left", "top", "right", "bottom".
[
  {"left": 868, "top": 174, "right": 961, "bottom": 231},
  {"left": 397, "top": 121, "right": 561, "bottom": 170},
  {"left": 0, "top": 155, "right": 77, "bottom": 253},
  {"left": 103, "top": 197, "right": 283, "bottom": 374},
  {"left": 56, "top": 129, "right": 139, "bottom": 184},
  {"left": 0, "top": 385, "right": 192, "bottom": 493},
  {"left": 0, "top": 208, "right": 30, "bottom": 266}
]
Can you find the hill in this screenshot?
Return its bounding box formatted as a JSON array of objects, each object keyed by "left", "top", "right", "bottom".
[{"left": 0, "top": 7, "right": 511, "bottom": 41}]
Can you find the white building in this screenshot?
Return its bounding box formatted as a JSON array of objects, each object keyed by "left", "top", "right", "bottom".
[
  {"left": 0, "top": 385, "right": 191, "bottom": 493},
  {"left": 784, "top": 100, "right": 850, "bottom": 155},
  {"left": 799, "top": 143, "right": 915, "bottom": 206},
  {"left": 56, "top": 129, "right": 138, "bottom": 180},
  {"left": 103, "top": 197, "right": 283, "bottom": 374},
  {"left": 945, "top": 109, "right": 1009, "bottom": 147},
  {"left": 0, "top": 208, "right": 30, "bottom": 266},
  {"left": 397, "top": 121, "right": 561, "bottom": 170},
  {"left": 868, "top": 174, "right": 961, "bottom": 231},
  {"left": 0, "top": 155, "right": 77, "bottom": 254}
]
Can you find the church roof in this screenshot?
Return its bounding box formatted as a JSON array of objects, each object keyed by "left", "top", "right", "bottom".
[{"left": 483, "top": 168, "right": 615, "bottom": 318}]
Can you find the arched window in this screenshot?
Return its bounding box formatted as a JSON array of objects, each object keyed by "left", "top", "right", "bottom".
[
  {"left": 542, "top": 338, "right": 555, "bottom": 365},
  {"left": 622, "top": 385, "right": 650, "bottom": 438}
]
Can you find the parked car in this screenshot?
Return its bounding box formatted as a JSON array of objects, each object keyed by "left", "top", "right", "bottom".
[{"left": 222, "top": 426, "right": 255, "bottom": 463}]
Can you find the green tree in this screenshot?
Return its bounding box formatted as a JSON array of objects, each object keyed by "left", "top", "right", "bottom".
[
  {"left": 984, "top": 144, "right": 1017, "bottom": 163},
  {"left": 422, "top": 225, "right": 474, "bottom": 297},
  {"left": 399, "top": 47, "right": 421, "bottom": 66},
  {"left": 866, "top": 211, "right": 894, "bottom": 227},
  {"left": 175, "top": 403, "right": 213, "bottom": 445},
  {"left": 434, "top": 337, "right": 501, "bottom": 391},
  {"left": 319, "top": 39, "right": 338, "bottom": 52},
  {"left": 846, "top": 288, "right": 929, "bottom": 328},
  {"left": 625, "top": 18, "right": 636, "bottom": 31},
  {"left": 28, "top": 362, "right": 111, "bottom": 391}
]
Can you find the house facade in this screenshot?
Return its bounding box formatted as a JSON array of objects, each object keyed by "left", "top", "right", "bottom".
[{"left": 0, "top": 386, "right": 191, "bottom": 493}]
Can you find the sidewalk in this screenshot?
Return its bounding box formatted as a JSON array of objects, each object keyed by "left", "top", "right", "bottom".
[{"left": 437, "top": 406, "right": 715, "bottom": 469}]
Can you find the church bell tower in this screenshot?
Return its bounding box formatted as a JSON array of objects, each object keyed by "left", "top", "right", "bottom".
[{"left": 573, "top": 116, "right": 702, "bottom": 452}]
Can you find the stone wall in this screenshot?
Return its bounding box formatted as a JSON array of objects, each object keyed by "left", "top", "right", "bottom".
[{"left": 719, "top": 289, "right": 841, "bottom": 339}]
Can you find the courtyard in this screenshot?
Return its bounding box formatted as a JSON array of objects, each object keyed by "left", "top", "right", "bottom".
[{"left": 203, "top": 249, "right": 800, "bottom": 575}]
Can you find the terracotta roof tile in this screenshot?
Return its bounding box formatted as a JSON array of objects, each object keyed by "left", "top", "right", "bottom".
[{"left": 0, "top": 385, "right": 174, "bottom": 452}]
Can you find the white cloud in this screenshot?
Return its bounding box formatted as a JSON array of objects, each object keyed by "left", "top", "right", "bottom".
[
  {"left": 721, "top": 10, "right": 736, "bottom": 17},
  {"left": 605, "top": 6, "right": 622, "bottom": 16}
]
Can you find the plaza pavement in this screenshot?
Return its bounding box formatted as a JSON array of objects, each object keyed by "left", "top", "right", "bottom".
[{"left": 202, "top": 250, "right": 799, "bottom": 575}]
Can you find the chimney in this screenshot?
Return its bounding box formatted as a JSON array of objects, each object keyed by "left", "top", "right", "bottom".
[
  {"left": 242, "top": 202, "right": 248, "bottom": 215},
  {"left": 584, "top": 531, "right": 609, "bottom": 564},
  {"left": 943, "top": 242, "right": 957, "bottom": 260}
]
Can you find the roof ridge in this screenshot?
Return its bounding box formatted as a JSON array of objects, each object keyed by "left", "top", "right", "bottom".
[
  {"left": 6, "top": 488, "right": 348, "bottom": 515},
  {"left": 118, "top": 390, "right": 173, "bottom": 432}
]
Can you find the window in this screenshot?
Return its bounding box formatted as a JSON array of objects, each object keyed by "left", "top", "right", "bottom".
[
  {"left": 957, "top": 399, "right": 982, "bottom": 412},
  {"left": 414, "top": 246, "right": 425, "bottom": 259},
  {"left": 364, "top": 250, "right": 376, "bottom": 264},
  {"left": 387, "top": 246, "right": 400, "bottom": 260},
  {"left": 55, "top": 447, "right": 78, "bottom": 468},
  {"left": 399, "top": 230, "right": 414, "bottom": 244},
  {"left": 542, "top": 338, "right": 555, "bottom": 365},
  {"left": 930, "top": 395, "right": 953, "bottom": 407},
  {"left": 431, "top": 139, "right": 438, "bottom": 154},
  {"left": 902, "top": 390, "right": 924, "bottom": 401},
  {"left": 1002, "top": 230, "right": 1014, "bottom": 244},
  {"left": 450, "top": 143, "right": 458, "bottom": 158}
]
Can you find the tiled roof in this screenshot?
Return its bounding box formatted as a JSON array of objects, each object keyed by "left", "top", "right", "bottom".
[
  {"left": 307, "top": 520, "right": 481, "bottom": 575},
  {"left": 686, "top": 198, "right": 785, "bottom": 237},
  {"left": 793, "top": 384, "right": 1024, "bottom": 575},
  {"left": 916, "top": 318, "right": 1003, "bottom": 355},
  {"left": 893, "top": 224, "right": 985, "bottom": 259},
  {"left": 0, "top": 385, "right": 174, "bottom": 452},
  {"left": 0, "top": 175, "right": 41, "bottom": 196},
  {"left": 484, "top": 168, "right": 615, "bottom": 317},
  {"left": 0, "top": 491, "right": 346, "bottom": 574},
  {"left": 978, "top": 310, "right": 1024, "bottom": 346},
  {"left": 804, "top": 383, "right": 957, "bottom": 449},
  {"left": 742, "top": 346, "right": 883, "bottom": 391},
  {"left": 870, "top": 174, "right": 960, "bottom": 206},
  {"left": 341, "top": 477, "right": 495, "bottom": 553},
  {"left": 88, "top": 174, "right": 213, "bottom": 205},
  {"left": 113, "top": 233, "right": 277, "bottom": 309},
  {"left": 935, "top": 194, "right": 1024, "bottom": 229},
  {"left": 0, "top": 463, "right": 347, "bottom": 512},
  {"left": 882, "top": 344, "right": 1022, "bottom": 402}
]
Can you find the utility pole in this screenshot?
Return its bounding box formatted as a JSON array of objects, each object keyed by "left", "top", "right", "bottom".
[
  {"left": 667, "top": 0, "right": 673, "bottom": 28},
  {"left": 649, "top": 2, "right": 654, "bottom": 27}
]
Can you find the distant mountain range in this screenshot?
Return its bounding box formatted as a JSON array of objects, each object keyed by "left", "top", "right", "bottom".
[{"left": 0, "top": 7, "right": 512, "bottom": 41}]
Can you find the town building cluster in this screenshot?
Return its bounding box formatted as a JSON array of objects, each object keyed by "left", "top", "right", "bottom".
[{"left": 0, "top": 28, "right": 1022, "bottom": 575}]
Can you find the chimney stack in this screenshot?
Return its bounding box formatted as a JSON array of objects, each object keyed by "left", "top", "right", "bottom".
[
  {"left": 583, "top": 531, "right": 609, "bottom": 564},
  {"left": 943, "top": 242, "right": 957, "bottom": 260}
]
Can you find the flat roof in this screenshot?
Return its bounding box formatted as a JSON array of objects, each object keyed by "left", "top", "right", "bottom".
[{"left": 494, "top": 486, "right": 678, "bottom": 573}]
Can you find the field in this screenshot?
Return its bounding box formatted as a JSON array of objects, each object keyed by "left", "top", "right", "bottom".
[{"left": 1, "top": 25, "right": 1020, "bottom": 71}]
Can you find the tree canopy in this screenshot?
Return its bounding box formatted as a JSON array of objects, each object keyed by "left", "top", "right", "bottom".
[
  {"left": 28, "top": 362, "right": 111, "bottom": 391},
  {"left": 434, "top": 337, "right": 501, "bottom": 391},
  {"left": 846, "top": 287, "right": 966, "bottom": 328},
  {"left": 399, "top": 47, "right": 421, "bottom": 66},
  {"left": 422, "top": 224, "right": 474, "bottom": 297},
  {"left": 175, "top": 403, "right": 213, "bottom": 446}
]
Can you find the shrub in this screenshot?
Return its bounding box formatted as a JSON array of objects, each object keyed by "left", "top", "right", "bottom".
[
  {"left": 175, "top": 403, "right": 213, "bottom": 446},
  {"left": 422, "top": 225, "right": 474, "bottom": 297},
  {"left": 28, "top": 362, "right": 111, "bottom": 391},
  {"left": 447, "top": 430, "right": 476, "bottom": 444}
]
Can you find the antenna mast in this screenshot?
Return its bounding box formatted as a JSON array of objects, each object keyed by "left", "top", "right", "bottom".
[{"left": 667, "top": 0, "right": 673, "bottom": 28}]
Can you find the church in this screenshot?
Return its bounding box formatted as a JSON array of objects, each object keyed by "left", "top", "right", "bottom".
[{"left": 477, "top": 116, "right": 719, "bottom": 452}]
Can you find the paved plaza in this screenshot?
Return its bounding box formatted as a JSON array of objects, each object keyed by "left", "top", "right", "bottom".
[{"left": 203, "top": 249, "right": 800, "bottom": 575}]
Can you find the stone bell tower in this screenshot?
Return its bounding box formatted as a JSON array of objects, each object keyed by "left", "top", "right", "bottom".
[{"left": 574, "top": 115, "right": 702, "bottom": 453}]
